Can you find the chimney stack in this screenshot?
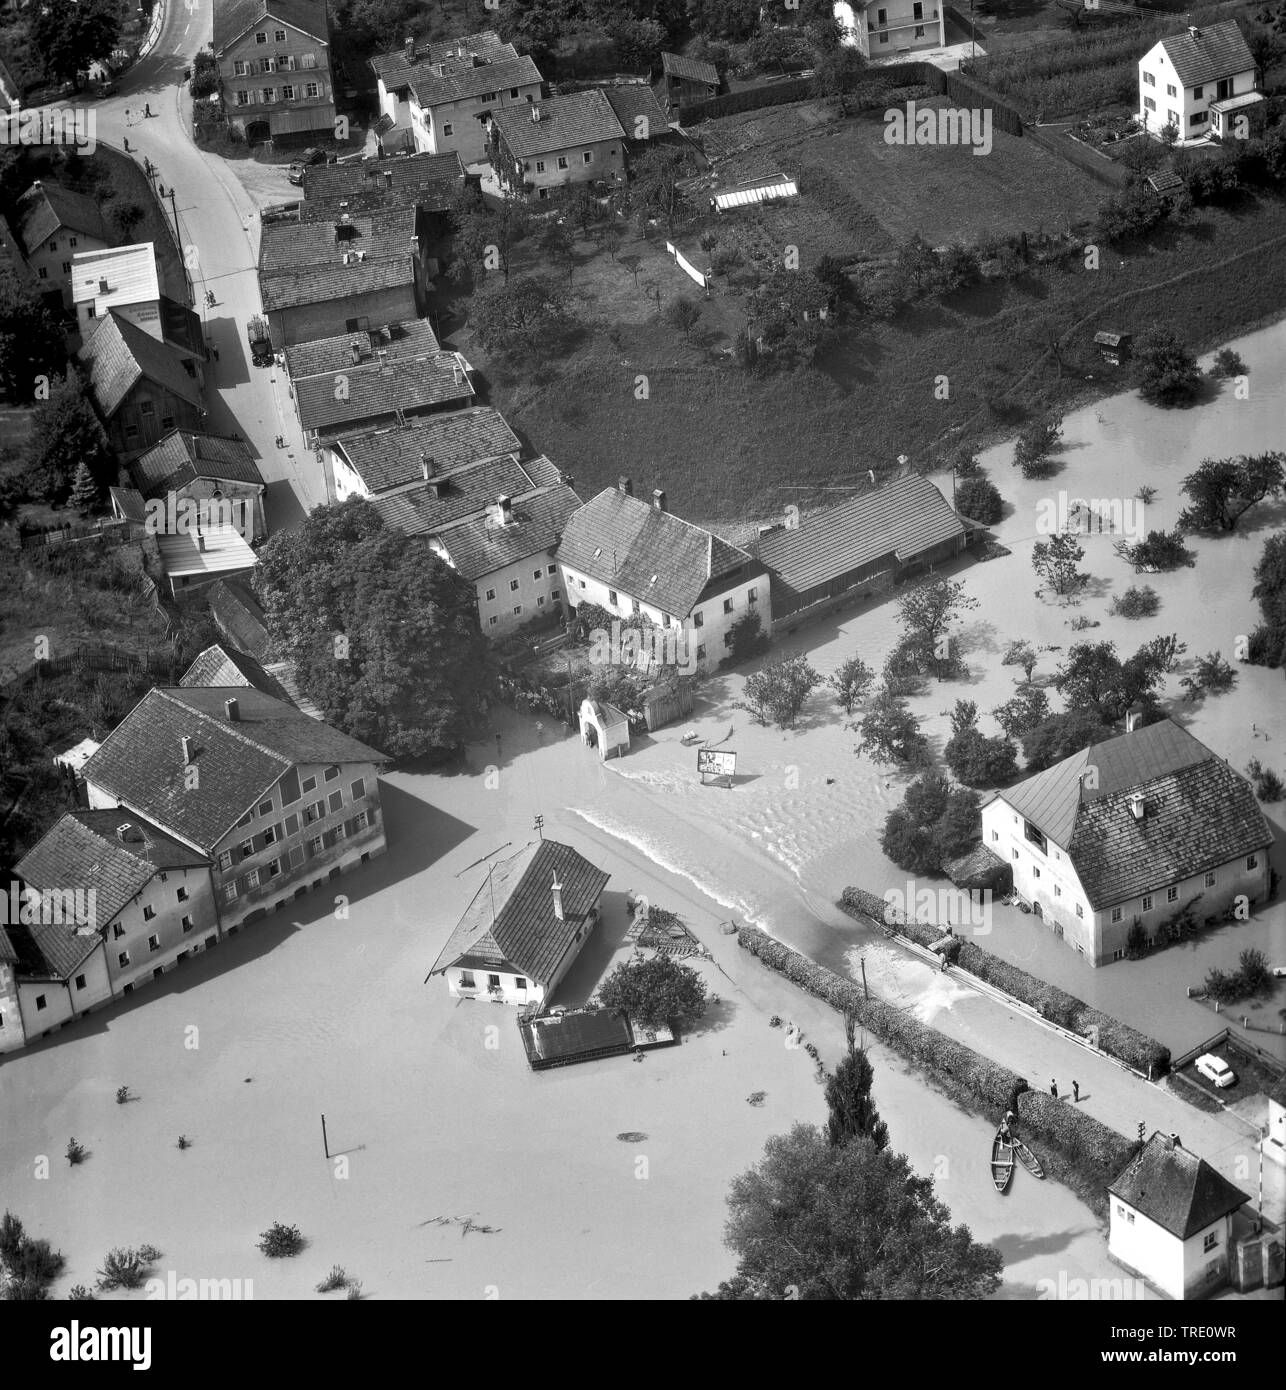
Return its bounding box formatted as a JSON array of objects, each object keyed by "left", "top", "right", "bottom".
[
  {"left": 652, "top": 488, "right": 667, "bottom": 512},
  {"left": 404, "top": 35, "right": 414, "bottom": 58},
  {"left": 496, "top": 494, "right": 513, "bottom": 525},
  {"left": 385, "top": 170, "right": 393, "bottom": 188},
  {"left": 421, "top": 452, "right": 433, "bottom": 481},
  {"left": 98, "top": 277, "right": 109, "bottom": 295},
  {"left": 618, "top": 475, "right": 632, "bottom": 496},
  {"left": 181, "top": 735, "right": 194, "bottom": 765},
  {"left": 225, "top": 697, "right": 240, "bottom": 722},
  {"left": 350, "top": 338, "right": 362, "bottom": 364},
  {"left": 1188, "top": 25, "right": 1200, "bottom": 39},
  {"left": 550, "top": 871, "right": 564, "bottom": 921},
  {"left": 1169, "top": 1132, "right": 1181, "bottom": 1148},
  {"left": 1128, "top": 793, "right": 1145, "bottom": 821},
  {"left": 531, "top": 103, "right": 541, "bottom": 122},
  {"left": 1125, "top": 704, "right": 1144, "bottom": 733}
]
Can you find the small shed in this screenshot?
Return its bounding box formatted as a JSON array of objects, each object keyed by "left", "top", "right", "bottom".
[
  {"left": 641, "top": 681, "right": 695, "bottom": 733},
  {"left": 1093, "top": 330, "right": 1132, "bottom": 366},
  {"left": 579, "top": 699, "right": 630, "bottom": 760}
]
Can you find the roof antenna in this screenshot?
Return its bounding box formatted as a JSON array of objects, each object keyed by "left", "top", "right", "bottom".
[{"left": 533, "top": 813, "right": 544, "bottom": 840}]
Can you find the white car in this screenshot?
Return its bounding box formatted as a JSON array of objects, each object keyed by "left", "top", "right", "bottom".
[{"left": 1195, "top": 1053, "right": 1236, "bottom": 1089}]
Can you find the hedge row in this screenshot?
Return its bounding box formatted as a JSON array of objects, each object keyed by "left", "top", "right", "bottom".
[
  {"left": 741, "top": 922, "right": 1141, "bottom": 1218},
  {"left": 838, "top": 887, "right": 1170, "bottom": 1078},
  {"left": 737, "top": 925, "right": 1023, "bottom": 1111}
]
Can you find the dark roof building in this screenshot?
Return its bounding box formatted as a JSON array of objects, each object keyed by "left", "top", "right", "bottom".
[
  {"left": 208, "top": 578, "right": 273, "bottom": 663},
  {"left": 82, "top": 687, "right": 387, "bottom": 853},
  {"left": 258, "top": 208, "right": 419, "bottom": 313},
  {"left": 330, "top": 406, "right": 519, "bottom": 497},
  {"left": 431, "top": 481, "right": 582, "bottom": 581},
  {"left": 78, "top": 311, "right": 203, "bottom": 419},
  {"left": 428, "top": 839, "right": 609, "bottom": 991},
  {"left": 374, "top": 455, "right": 561, "bottom": 535},
  {"left": 755, "top": 476, "right": 976, "bottom": 622},
  {"left": 604, "top": 84, "right": 671, "bottom": 140},
  {"left": 371, "top": 29, "right": 518, "bottom": 89},
  {"left": 15, "top": 179, "right": 110, "bottom": 253},
  {"left": 214, "top": 0, "right": 329, "bottom": 51},
  {"left": 407, "top": 52, "right": 542, "bottom": 109},
  {"left": 491, "top": 90, "right": 625, "bottom": 160},
  {"left": 302, "top": 150, "right": 466, "bottom": 207},
  {"left": 1154, "top": 20, "right": 1255, "bottom": 88},
  {"left": 660, "top": 52, "right": 719, "bottom": 86},
  {"left": 1110, "top": 1132, "right": 1249, "bottom": 1239},
  {"left": 179, "top": 642, "right": 295, "bottom": 705},
  {"left": 127, "top": 431, "right": 264, "bottom": 498}
]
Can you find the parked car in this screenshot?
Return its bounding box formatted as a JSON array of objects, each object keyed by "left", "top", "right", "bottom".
[
  {"left": 287, "top": 163, "right": 306, "bottom": 185},
  {"left": 1195, "top": 1053, "right": 1236, "bottom": 1088}
]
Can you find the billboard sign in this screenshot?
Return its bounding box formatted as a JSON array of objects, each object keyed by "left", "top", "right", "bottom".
[{"left": 697, "top": 748, "right": 736, "bottom": 781}]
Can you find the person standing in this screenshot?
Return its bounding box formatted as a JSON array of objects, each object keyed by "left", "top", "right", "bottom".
[
  {"left": 1050, "top": 1079, "right": 1059, "bottom": 1100},
  {"left": 1072, "top": 1079, "right": 1080, "bottom": 1103}
]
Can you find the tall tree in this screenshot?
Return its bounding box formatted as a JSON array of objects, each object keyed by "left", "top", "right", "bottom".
[
  {"left": 1134, "top": 327, "right": 1201, "bottom": 406},
  {"left": 1178, "top": 453, "right": 1286, "bottom": 532},
  {"left": 825, "top": 1017, "right": 889, "bottom": 1151},
  {"left": 0, "top": 271, "right": 68, "bottom": 405},
  {"left": 628, "top": 145, "right": 693, "bottom": 236},
  {"left": 698, "top": 1123, "right": 1002, "bottom": 1299},
  {"left": 896, "top": 574, "right": 977, "bottom": 675},
  {"left": 21, "top": 370, "right": 112, "bottom": 504},
  {"left": 68, "top": 459, "right": 100, "bottom": 516},
  {"left": 32, "top": 0, "right": 122, "bottom": 88},
  {"left": 469, "top": 274, "right": 578, "bottom": 360},
  {"left": 854, "top": 688, "right": 930, "bottom": 767}
]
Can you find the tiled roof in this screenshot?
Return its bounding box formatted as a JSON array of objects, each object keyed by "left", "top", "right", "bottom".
[
  {"left": 288, "top": 329, "right": 473, "bottom": 434},
  {"left": 1155, "top": 20, "right": 1255, "bottom": 89},
  {"left": 3, "top": 918, "right": 102, "bottom": 983},
  {"left": 0, "top": 925, "right": 16, "bottom": 965},
  {"left": 17, "top": 810, "right": 211, "bottom": 937},
  {"left": 1109, "top": 1132, "right": 1248, "bottom": 1239},
  {"left": 259, "top": 209, "right": 415, "bottom": 273},
  {"left": 82, "top": 687, "right": 387, "bottom": 853},
  {"left": 302, "top": 150, "right": 465, "bottom": 206},
  {"left": 435, "top": 482, "right": 582, "bottom": 581},
  {"left": 109, "top": 485, "right": 148, "bottom": 523},
  {"left": 997, "top": 720, "right": 1271, "bottom": 909},
  {"left": 374, "top": 455, "right": 550, "bottom": 535},
  {"left": 128, "top": 431, "right": 263, "bottom": 497},
  {"left": 661, "top": 52, "right": 719, "bottom": 85},
  {"left": 214, "top": 0, "right": 329, "bottom": 52},
  {"left": 331, "top": 406, "right": 520, "bottom": 494},
  {"left": 409, "top": 53, "right": 542, "bottom": 109},
  {"left": 371, "top": 29, "right": 517, "bottom": 85},
  {"left": 283, "top": 318, "right": 438, "bottom": 376},
  {"left": 159, "top": 297, "right": 208, "bottom": 360},
  {"left": 429, "top": 839, "right": 609, "bottom": 985},
  {"left": 0, "top": 218, "right": 36, "bottom": 288},
  {"left": 755, "top": 477, "right": 970, "bottom": 596},
  {"left": 208, "top": 578, "right": 272, "bottom": 662},
  {"left": 71, "top": 242, "right": 159, "bottom": 308},
  {"left": 557, "top": 486, "right": 758, "bottom": 618},
  {"left": 79, "top": 312, "right": 204, "bottom": 418},
  {"left": 180, "top": 643, "right": 294, "bottom": 705},
  {"left": 492, "top": 90, "right": 624, "bottom": 158},
  {"left": 260, "top": 253, "right": 415, "bottom": 311},
  {"left": 604, "top": 84, "right": 670, "bottom": 139},
  {"left": 16, "top": 179, "right": 110, "bottom": 251}
]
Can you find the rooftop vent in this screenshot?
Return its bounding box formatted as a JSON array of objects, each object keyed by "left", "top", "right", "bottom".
[
  {"left": 98, "top": 277, "right": 109, "bottom": 295},
  {"left": 350, "top": 338, "right": 363, "bottom": 364},
  {"left": 495, "top": 494, "right": 513, "bottom": 526},
  {"left": 652, "top": 488, "right": 667, "bottom": 512},
  {"left": 225, "top": 697, "right": 240, "bottom": 722},
  {"left": 530, "top": 104, "right": 542, "bottom": 122},
  {"left": 1128, "top": 792, "right": 1146, "bottom": 821},
  {"left": 116, "top": 822, "right": 144, "bottom": 844},
  {"left": 618, "top": 475, "right": 632, "bottom": 496},
  {"left": 181, "top": 735, "right": 194, "bottom": 765},
  {"left": 1188, "top": 25, "right": 1201, "bottom": 39},
  {"left": 420, "top": 451, "right": 434, "bottom": 481}
]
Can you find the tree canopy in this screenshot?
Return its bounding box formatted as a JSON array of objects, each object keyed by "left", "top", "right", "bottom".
[
  {"left": 598, "top": 951, "right": 708, "bottom": 1028},
  {"left": 32, "top": 0, "right": 121, "bottom": 87}
]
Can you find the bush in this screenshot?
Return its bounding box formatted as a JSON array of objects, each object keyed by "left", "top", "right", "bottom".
[
  {"left": 115, "top": 1085, "right": 130, "bottom": 1104},
  {"left": 1205, "top": 948, "right": 1274, "bottom": 1003},
  {"left": 1211, "top": 346, "right": 1246, "bottom": 378},
  {"left": 67, "top": 1284, "right": 95, "bottom": 1301},
  {"left": 316, "top": 1265, "right": 350, "bottom": 1293},
  {"left": 1246, "top": 758, "right": 1285, "bottom": 802},
  {"left": 598, "top": 952, "right": 708, "bottom": 1029},
  {"left": 719, "top": 611, "right": 770, "bottom": 669},
  {"left": 1178, "top": 651, "right": 1236, "bottom": 701},
  {"left": 65, "top": 1138, "right": 86, "bottom": 1165},
  {"left": 955, "top": 476, "right": 1003, "bottom": 525},
  {"left": 1135, "top": 327, "right": 1202, "bottom": 407},
  {"left": 736, "top": 653, "right": 822, "bottom": 728},
  {"left": 1110, "top": 585, "right": 1160, "bottom": 618},
  {"left": 1114, "top": 528, "right": 1195, "bottom": 571},
  {"left": 1126, "top": 919, "right": 1149, "bottom": 960},
  {"left": 96, "top": 1247, "right": 149, "bottom": 1291},
  {"left": 257, "top": 1222, "right": 305, "bottom": 1258}
]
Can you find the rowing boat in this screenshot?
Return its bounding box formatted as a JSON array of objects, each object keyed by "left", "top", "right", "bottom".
[
  {"left": 1013, "top": 1136, "right": 1045, "bottom": 1179},
  {"left": 991, "top": 1128, "right": 1015, "bottom": 1193}
]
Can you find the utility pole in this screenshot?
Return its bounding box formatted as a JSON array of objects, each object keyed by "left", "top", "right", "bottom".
[{"left": 166, "top": 186, "right": 192, "bottom": 305}]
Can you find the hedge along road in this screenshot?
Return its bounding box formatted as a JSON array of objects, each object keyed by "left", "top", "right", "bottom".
[{"left": 782, "top": 876, "right": 1283, "bottom": 1222}]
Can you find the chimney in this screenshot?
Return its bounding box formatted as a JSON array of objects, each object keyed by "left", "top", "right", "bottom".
[
  {"left": 1169, "top": 1132, "right": 1181, "bottom": 1148},
  {"left": 652, "top": 488, "right": 667, "bottom": 512},
  {"left": 350, "top": 338, "right": 362, "bottom": 364},
  {"left": 181, "top": 735, "right": 194, "bottom": 765},
  {"left": 531, "top": 103, "right": 541, "bottom": 122},
  {"left": 1128, "top": 792, "right": 1145, "bottom": 821},
  {"left": 225, "top": 697, "right": 240, "bottom": 722},
  {"left": 342, "top": 251, "right": 351, "bottom": 265},
  {"left": 98, "top": 277, "right": 109, "bottom": 295},
  {"left": 384, "top": 170, "right": 393, "bottom": 188},
  {"left": 496, "top": 494, "right": 513, "bottom": 525},
  {"left": 618, "top": 475, "right": 632, "bottom": 496},
  {"left": 410, "top": 233, "right": 419, "bottom": 253},
  {"left": 1188, "top": 25, "right": 1200, "bottom": 39},
  {"left": 550, "top": 871, "right": 564, "bottom": 921},
  {"left": 420, "top": 452, "right": 433, "bottom": 481},
  {"left": 404, "top": 35, "right": 414, "bottom": 58},
  {"left": 377, "top": 348, "right": 389, "bottom": 366},
  {"left": 1125, "top": 704, "right": 1144, "bottom": 733},
  {"left": 197, "top": 533, "right": 206, "bottom": 552}
]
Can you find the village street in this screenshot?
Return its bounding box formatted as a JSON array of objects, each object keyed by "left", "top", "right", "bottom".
[{"left": 87, "top": 0, "right": 324, "bottom": 532}]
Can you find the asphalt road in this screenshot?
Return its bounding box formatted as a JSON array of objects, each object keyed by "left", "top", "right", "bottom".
[{"left": 90, "top": 0, "right": 326, "bottom": 532}]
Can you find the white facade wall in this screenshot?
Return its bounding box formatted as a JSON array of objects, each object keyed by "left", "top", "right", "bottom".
[
  {"left": 1109, "top": 1199, "right": 1234, "bottom": 1299},
  {"left": 28, "top": 229, "right": 111, "bottom": 310},
  {"left": 1138, "top": 42, "right": 1256, "bottom": 141},
  {"left": 442, "top": 904, "right": 601, "bottom": 1006},
  {"left": 381, "top": 81, "right": 542, "bottom": 164},
  {"left": 14, "top": 939, "right": 112, "bottom": 1046},
  {"left": 835, "top": 0, "right": 945, "bottom": 59},
  {"left": 431, "top": 542, "right": 563, "bottom": 638},
  {"left": 0, "top": 958, "right": 26, "bottom": 1052}
]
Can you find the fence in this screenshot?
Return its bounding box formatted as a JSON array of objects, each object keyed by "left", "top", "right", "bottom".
[
  {"left": 18, "top": 520, "right": 133, "bottom": 551},
  {"left": 1026, "top": 122, "right": 1129, "bottom": 190},
  {"left": 665, "top": 240, "right": 708, "bottom": 290}
]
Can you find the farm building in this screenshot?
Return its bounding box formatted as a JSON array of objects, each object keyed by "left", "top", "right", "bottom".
[
  {"left": 833, "top": 1, "right": 946, "bottom": 60},
  {"left": 1137, "top": 20, "right": 1263, "bottom": 145},
  {"left": 1093, "top": 330, "right": 1133, "bottom": 365},
  {"left": 579, "top": 699, "right": 630, "bottom": 760},
  {"left": 754, "top": 475, "right": 977, "bottom": 629},
  {"left": 653, "top": 52, "right": 720, "bottom": 122}
]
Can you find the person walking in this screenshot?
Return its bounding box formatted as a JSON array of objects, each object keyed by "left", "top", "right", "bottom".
[
  {"left": 122, "top": 136, "right": 130, "bottom": 152},
  {"left": 124, "top": 108, "right": 130, "bottom": 125},
  {"left": 1072, "top": 1079, "right": 1080, "bottom": 1103},
  {"left": 144, "top": 103, "right": 152, "bottom": 118},
  {"left": 1050, "top": 1079, "right": 1059, "bottom": 1100}
]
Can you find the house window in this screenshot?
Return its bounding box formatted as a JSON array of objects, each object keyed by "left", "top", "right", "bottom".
[
  {"left": 1075, "top": 904, "right": 1084, "bottom": 918},
  {"left": 1012, "top": 849, "right": 1019, "bottom": 860},
  {"left": 161, "top": 415, "right": 175, "bottom": 430},
  {"left": 485, "top": 587, "right": 496, "bottom": 601},
  {"left": 693, "top": 611, "right": 704, "bottom": 628},
  {"left": 488, "top": 615, "right": 499, "bottom": 626},
  {"left": 535, "top": 160, "right": 545, "bottom": 173},
  {"left": 511, "top": 88, "right": 520, "bottom": 98},
  {"left": 69, "top": 238, "right": 77, "bottom": 248},
  {"left": 274, "top": 28, "right": 285, "bottom": 41},
  {"left": 557, "top": 156, "right": 569, "bottom": 170},
  {"left": 309, "top": 835, "right": 323, "bottom": 855},
  {"left": 1247, "top": 854, "right": 1258, "bottom": 870},
  {"left": 324, "top": 766, "right": 340, "bottom": 782},
  {"left": 140, "top": 400, "right": 155, "bottom": 417},
  {"left": 113, "top": 924, "right": 126, "bottom": 940},
  {"left": 723, "top": 632, "right": 735, "bottom": 648},
  {"left": 1113, "top": 949, "right": 1125, "bottom": 961},
  {"left": 260, "top": 57, "right": 275, "bottom": 73},
  {"left": 143, "top": 905, "right": 156, "bottom": 921},
  {"left": 36, "top": 994, "right": 47, "bottom": 1010},
  {"left": 328, "top": 791, "right": 343, "bottom": 814},
  {"left": 256, "top": 30, "right": 267, "bottom": 43},
  {"left": 352, "top": 810, "right": 368, "bottom": 832},
  {"left": 263, "top": 826, "right": 278, "bottom": 846},
  {"left": 285, "top": 813, "right": 299, "bottom": 836},
  {"left": 223, "top": 884, "right": 237, "bottom": 904},
  {"left": 181, "top": 916, "right": 193, "bottom": 933},
  {"left": 302, "top": 776, "right": 317, "bottom": 792},
  {"left": 351, "top": 778, "right": 366, "bottom": 802},
  {"left": 282, "top": 85, "right": 295, "bottom": 100},
  {"left": 305, "top": 82, "right": 319, "bottom": 98},
  {"left": 1203, "top": 1230, "right": 1218, "bottom": 1252},
  {"left": 513, "top": 605, "right": 522, "bottom": 616},
  {"left": 552, "top": 589, "right": 561, "bottom": 600},
  {"left": 723, "top": 598, "right": 734, "bottom": 614},
  {"left": 537, "top": 596, "right": 546, "bottom": 608},
  {"left": 459, "top": 971, "right": 476, "bottom": 988},
  {"left": 1166, "top": 886, "right": 1179, "bottom": 903},
  {"left": 1111, "top": 907, "right": 1122, "bottom": 924},
  {"left": 547, "top": 564, "right": 557, "bottom": 576},
  {"left": 515, "top": 976, "right": 527, "bottom": 990},
  {"left": 582, "top": 151, "right": 593, "bottom": 164},
  {"left": 1142, "top": 894, "right": 1153, "bottom": 911},
  {"left": 747, "top": 587, "right": 758, "bottom": 605},
  {"left": 1190, "top": 112, "right": 1205, "bottom": 127},
  {"left": 1144, "top": 96, "right": 1156, "bottom": 112},
  {"left": 510, "top": 578, "right": 520, "bottom": 592},
  {"left": 1144, "top": 72, "right": 1155, "bottom": 86},
  {"left": 443, "top": 122, "right": 454, "bottom": 136},
  {"left": 487, "top": 974, "right": 502, "bottom": 990},
  {"left": 1032, "top": 866, "right": 1041, "bottom": 879},
  {"left": 176, "top": 886, "right": 189, "bottom": 903},
  {"left": 263, "top": 88, "right": 277, "bottom": 104},
  {"left": 608, "top": 589, "right": 618, "bottom": 606},
  {"left": 533, "top": 569, "right": 543, "bottom": 582},
  {"left": 240, "top": 839, "right": 254, "bottom": 858},
  {"left": 1053, "top": 884, "right": 1060, "bottom": 897},
  {"left": 265, "top": 859, "right": 280, "bottom": 879},
  {"left": 75, "top": 974, "right": 87, "bottom": 990},
  {"left": 159, "top": 873, "right": 168, "bottom": 884},
  {"left": 696, "top": 644, "right": 706, "bottom": 660},
  {"left": 148, "top": 934, "right": 160, "bottom": 952},
  {"left": 300, "top": 53, "right": 317, "bottom": 69},
  {"left": 1204, "top": 870, "right": 1216, "bottom": 888},
  {"left": 118, "top": 952, "right": 130, "bottom": 968},
  {"left": 62, "top": 261, "right": 71, "bottom": 274},
  {"left": 1023, "top": 821, "right": 1047, "bottom": 854},
  {"left": 991, "top": 830, "right": 998, "bottom": 842},
  {"left": 235, "top": 59, "right": 249, "bottom": 75},
  {"left": 1126, "top": 1211, "right": 1134, "bottom": 1225},
  {"left": 1166, "top": 83, "right": 1176, "bottom": 97},
  {"left": 245, "top": 868, "right": 260, "bottom": 889}
]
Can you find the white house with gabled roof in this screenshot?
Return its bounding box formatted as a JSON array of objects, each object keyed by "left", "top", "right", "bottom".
[{"left": 1137, "top": 20, "right": 1263, "bottom": 144}]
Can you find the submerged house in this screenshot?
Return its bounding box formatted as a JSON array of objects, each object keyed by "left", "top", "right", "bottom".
[
  {"left": 981, "top": 716, "right": 1272, "bottom": 967},
  {"left": 427, "top": 839, "right": 609, "bottom": 1007}
]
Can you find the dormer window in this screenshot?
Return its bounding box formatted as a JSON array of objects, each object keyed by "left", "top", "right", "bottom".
[{"left": 1022, "top": 821, "right": 1047, "bottom": 855}]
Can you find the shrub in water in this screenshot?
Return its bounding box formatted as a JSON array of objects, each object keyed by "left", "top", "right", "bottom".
[
  {"left": 115, "top": 1086, "right": 130, "bottom": 1104},
  {"left": 67, "top": 1284, "right": 95, "bottom": 1301},
  {"left": 96, "top": 1248, "right": 147, "bottom": 1291},
  {"left": 65, "top": 1139, "right": 86, "bottom": 1166},
  {"left": 258, "top": 1222, "right": 304, "bottom": 1258},
  {"left": 1110, "top": 585, "right": 1160, "bottom": 619},
  {"left": 316, "top": 1265, "right": 349, "bottom": 1293}
]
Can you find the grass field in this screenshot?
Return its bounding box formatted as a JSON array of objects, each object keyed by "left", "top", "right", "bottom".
[
  {"left": 460, "top": 186, "right": 1286, "bottom": 525},
  {"left": 708, "top": 99, "right": 1106, "bottom": 254}
]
